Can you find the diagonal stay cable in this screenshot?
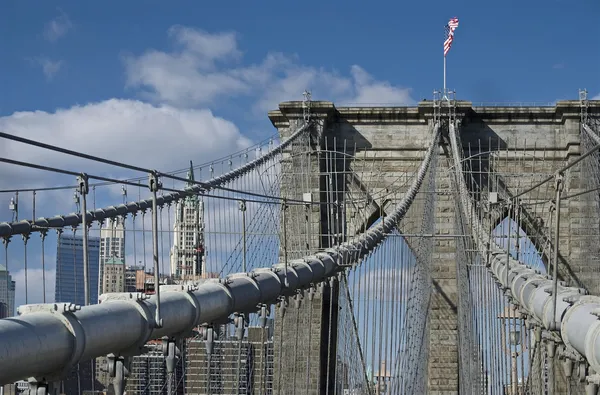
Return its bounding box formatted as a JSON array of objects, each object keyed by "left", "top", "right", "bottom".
[
  {"left": 0, "top": 124, "right": 311, "bottom": 197},
  {"left": 0, "top": 132, "right": 280, "bottom": 194},
  {"left": 0, "top": 124, "right": 441, "bottom": 386},
  {"left": 0, "top": 122, "right": 312, "bottom": 238},
  {"left": 0, "top": 156, "right": 298, "bottom": 208},
  {"left": 448, "top": 121, "right": 600, "bottom": 377}
]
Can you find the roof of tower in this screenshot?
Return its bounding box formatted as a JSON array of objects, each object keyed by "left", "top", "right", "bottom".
[
  {"left": 184, "top": 160, "right": 196, "bottom": 191},
  {"left": 105, "top": 257, "right": 125, "bottom": 265}
]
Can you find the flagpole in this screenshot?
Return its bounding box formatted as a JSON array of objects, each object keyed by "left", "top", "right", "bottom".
[{"left": 443, "top": 55, "right": 447, "bottom": 99}]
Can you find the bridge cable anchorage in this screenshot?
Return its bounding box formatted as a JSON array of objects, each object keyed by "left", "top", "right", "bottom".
[
  {"left": 0, "top": 123, "right": 441, "bottom": 386},
  {"left": 447, "top": 120, "right": 600, "bottom": 382},
  {"left": 0, "top": 122, "right": 313, "bottom": 238}
]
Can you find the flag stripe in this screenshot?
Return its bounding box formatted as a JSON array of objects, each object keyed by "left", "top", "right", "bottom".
[{"left": 444, "top": 17, "right": 459, "bottom": 57}]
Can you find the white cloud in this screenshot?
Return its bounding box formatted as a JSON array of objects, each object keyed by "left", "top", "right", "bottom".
[
  {"left": 43, "top": 10, "right": 72, "bottom": 42},
  {"left": 124, "top": 28, "right": 248, "bottom": 106},
  {"left": 0, "top": 25, "right": 417, "bottom": 314},
  {"left": 36, "top": 58, "right": 64, "bottom": 80},
  {"left": 0, "top": 99, "right": 251, "bottom": 223},
  {"left": 593, "top": 93, "right": 600, "bottom": 100},
  {"left": 168, "top": 25, "right": 241, "bottom": 66},
  {"left": 13, "top": 268, "right": 56, "bottom": 307},
  {"left": 124, "top": 26, "right": 414, "bottom": 111}
]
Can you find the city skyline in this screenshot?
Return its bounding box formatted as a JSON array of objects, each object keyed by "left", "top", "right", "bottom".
[
  {"left": 55, "top": 233, "right": 100, "bottom": 306},
  {"left": 0, "top": 264, "right": 15, "bottom": 318},
  {"left": 1, "top": 0, "right": 598, "bottom": 308}
]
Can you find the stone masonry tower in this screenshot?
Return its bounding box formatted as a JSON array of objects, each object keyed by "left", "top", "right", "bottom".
[{"left": 269, "top": 99, "right": 600, "bottom": 394}]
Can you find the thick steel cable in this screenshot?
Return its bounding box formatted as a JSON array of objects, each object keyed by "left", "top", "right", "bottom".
[
  {"left": 0, "top": 124, "right": 441, "bottom": 385},
  {"left": 449, "top": 121, "right": 600, "bottom": 384},
  {"left": 0, "top": 122, "right": 312, "bottom": 238}
]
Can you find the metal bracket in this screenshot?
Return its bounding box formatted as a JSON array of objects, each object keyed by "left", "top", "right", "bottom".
[
  {"left": 278, "top": 296, "right": 288, "bottom": 318},
  {"left": 234, "top": 312, "right": 246, "bottom": 341},
  {"left": 77, "top": 173, "right": 89, "bottom": 196},
  {"left": 148, "top": 171, "right": 161, "bottom": 193},
  {"left": 554, "top": 172, "right": 564, "bottom": 193},
  {"left": 18, "top": 302, "right": 81, "bottom": 315},
  {"left": 541, "top": 329, "right": 562, "bottom": 345},
  {"left": 294, "top": 291, "right": 303, "bottom": 309},
  {"left": 259, "top": 304, "right": 269, "bottom": 328},
  {"left": 162, "top": 337, "right": 181, "bottom": 374},
  {"left": 99, "top": 292, "right": 151, "bottom": 303},
  {"left": 557, "top": 339, "right": 585, "bottom": 364},
  {"left": 201, "top": 325, "right": 215, "bottom": 357},
  {"left": 107, "top": 353, "right": 130, "bottom": 395}
]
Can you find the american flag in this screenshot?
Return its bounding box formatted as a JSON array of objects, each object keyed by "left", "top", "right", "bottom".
[{"left": 444, "top": 17, "right": 459, "bottom": 57}]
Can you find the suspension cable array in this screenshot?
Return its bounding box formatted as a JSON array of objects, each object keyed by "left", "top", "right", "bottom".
[
  {"left": 0, "top": 124, "right": 441, "bottom": 386},
  {"left": 0, "top": 123, "right": 312, "bottom": 239},
  {"left": 449, "top": 120, "right": 600, "bottom": 390}
]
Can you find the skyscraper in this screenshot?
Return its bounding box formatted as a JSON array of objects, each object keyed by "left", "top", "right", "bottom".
[
  {"left": 98, "top": 217, "right": 125, "bottom": 296},
  {"left": 55, "top": 234, "right": 100, "bottom": 306},
  {"left": 170, "top": 162, "right": 205, "bottom": 280},
  {"left": 0, "top": 264, "right": 15, "bottom": 318},
  {"left": 102, "top": 258, "right": 125, "bottom": 294}
]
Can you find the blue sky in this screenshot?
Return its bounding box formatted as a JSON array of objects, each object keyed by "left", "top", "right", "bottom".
[
  {"left": 1, "top": 0, "right": 599, "bottom": 120},
  {"left": 0, "top": 0, "right": 598, "bottom": 306}
]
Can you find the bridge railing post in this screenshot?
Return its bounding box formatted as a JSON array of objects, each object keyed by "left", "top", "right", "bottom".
[{"left": 77, "top": 173, "right": 90, "bottom": 306}]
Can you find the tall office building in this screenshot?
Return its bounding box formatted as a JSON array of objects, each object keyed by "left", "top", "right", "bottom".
[
  {"left": 102, "top": 258, "right": 125, "bottom": 294},
  {"left": 0, "top": 264, "right": 15, "bottom": 318},
  {"left": 98, "top": 217, "right": 125, "bottom": 296},
  {"left": 125, "top": 265, "right": 143, "bottom": 292},
  {"left": 55, "top": 234, "right": 100, "bottom": 306},
  {"left": 170, "top": 162, "right": 205, "bottom": 280}
]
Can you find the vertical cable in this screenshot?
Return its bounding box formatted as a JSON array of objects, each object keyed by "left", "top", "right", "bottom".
[
  {"left": 23, "top": 234, "right": 29, "bottom": 305},
  {"left": 41, "top": 231, "right": 47, "bottom": 303}
]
